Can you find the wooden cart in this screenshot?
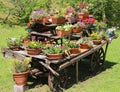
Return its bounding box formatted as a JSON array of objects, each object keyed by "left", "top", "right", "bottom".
[
  {"left": 2, "top": 21, "right": 118, "bottom": 91},
  {"left": 2, "top": 34, "right": 117, "bottom": 92}
]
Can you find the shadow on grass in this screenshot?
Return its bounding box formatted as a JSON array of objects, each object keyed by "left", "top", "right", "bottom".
[
  {"left": 64, "top": 60, "right": 117, "bottom": 89},
  {"left": 27, "top": 59, "right": 117, "bottom": 90}
]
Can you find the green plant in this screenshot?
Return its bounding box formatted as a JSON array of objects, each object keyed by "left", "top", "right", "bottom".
[
  {"left": 63, "top": 23, "right": 73, "bottom": 31},
  {"left": 7, "top": 38, "right": 23, "bottom": 47},
  {"left": 56, "top": 25, "right": 64, "bottom": 30},
  {"left": 76, "top": 37, "right": 93, "bottom": 46},
  {"left": 11, "top": 57, "right": 31, "bottom": 73},
  {"left": 67, "top": 41, "right": 79, "bottom": 48},
  {"left": 98, "top": 22, "right": 107, "bottom": 29},
  {"left": 30, "top": 10, "right": 47, "bottom": 20},
  {"left": 44, "top": 45, "right": 64, "bottom": 54},
  {"left": 89, "top": 32, "right": 101, "bottom": 40},
  {"left": 27, "top": 41, "right": 43, "bottom": 49}
]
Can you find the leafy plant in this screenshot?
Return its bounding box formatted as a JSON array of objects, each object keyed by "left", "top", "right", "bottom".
[
  {"left": 30, "top": 10, "right": 47, "bottom": 20},
  {"left": 67, "top": 41, "right": 79, "bottom": 48},
  {"left": 89, "top": 32, "right": 101, "bottom": 40},
  {"left": 76, "top": 37, "right": 93, "bottom": 46},
  {"left": 11, "top": 57, "right": 31, "bottom": 73},
  {"left": 27, "top": 41, "right": 43, "bottom": 49},
  {"left": 44, "top": 45, "right": 64, "bottom": 54},
  {"left": 56, "top": 23, "right": 73, "bottom": 31},
  {"left": 7, "top": 38, "right": 23, "bottom": 47}
]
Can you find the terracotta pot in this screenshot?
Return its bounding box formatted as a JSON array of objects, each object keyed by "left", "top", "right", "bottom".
[
  {"left": 42, "top": 17, "right": 50, "bottom": 24},
  {"left": 9, "top": 45, "right": 20, "bottom": 51},
  {"left": 52, "top": 17, "right": 65, "bottom": 24},
  {"left": 13, "top": 71, "right": 29, "bottom": 86},
  {"left": 72, "top": 27, "right": 82, "bottom": 33},
  {"left": 26, "top": 48, "right": 42, "bottom": 55},
  {"left": 80, "top": 44, "right": 90, "bottom": 49},
  {"left": 69, "top": 48, "right": 80, "bottom": 54},
  {"left": 56, "top": 30, "right": 71, "bottom": 37},
  {"left": 92, "top": 39, "right": 102, "bottom": 45},
  {"left": 46, "top": 53, "right": 63, "bottom": 60}
]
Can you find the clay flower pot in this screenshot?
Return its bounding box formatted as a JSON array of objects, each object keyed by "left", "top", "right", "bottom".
[
  {"left": 46, "top": 53, "right": 63, "bottom": 60},
  {"left": 13, "top": 71, "right": 29, "bottom": 86},
  {"left": 52, "top": 17, "right": 65, "bottom": 24},
  {"left": 92, "top": 39, "right": 102, "bottom": 45},
  {"left": 80, "top": 44, "right": 90, "bottom": 49},
  {"left": 26, "top": 48, "right": 42, "bottom": 55},
  {"left": 69, "top": 48, "right": 80, "bottom": 54}
]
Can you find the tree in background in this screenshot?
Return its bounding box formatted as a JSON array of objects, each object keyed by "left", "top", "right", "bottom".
[{"left": 0, "top": 0, "right": 120, "bottom": 28}]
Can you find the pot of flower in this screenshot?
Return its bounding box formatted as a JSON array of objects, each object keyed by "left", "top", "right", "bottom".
[
  {"left": 26, "top": 41, "right": 43, "bottom": 55},
  {"left": 30, "top": 10, "right": 47, "bottom": 22},
  {"left": 63, "top": 23, "right": 73, "bottom": 36},
  {"left": 56, "top": 24, "right": 73, "bottom": 37},
  {"left": 52, "top": 13, "right": 66, "bottom": 24},
  {"left": 76, "top": 37, "right": 93, "bottom": 49},
  {"left": 7, "top": 38, "right": 23, "bottom": 51},
  {"left": 67, "top": 41, "right": 80, "bottom": 54},
  {"left": 90, "top": 32, "right": 102, "bottom": 45},
  {"left": 72, "top": 24, "right": 82, "bottom": 33},
  {"left": 12, "top": 57, "right": 31, "bottom": 86},
  {"left": 44, "top": 45, "right": 65, "bottom": 60}
]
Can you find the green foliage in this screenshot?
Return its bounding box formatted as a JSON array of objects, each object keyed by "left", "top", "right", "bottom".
[
  {"left": 11, "top": 57, "right": 31, "bottom": 73},
  {"left": 44, "top": 45, "right": 64, "bottom": 54},
  {"left": 27, "top": 41, "right": 43, "bottom": 49},
  {"left": 76, "top": 37, "right": 93, "bottom": 46},
  {"left": 67, "top": 41, "right": 79, "bottom": 48},
  {"left": 7, "top": 38, "right": 23, "bottom": 47}
]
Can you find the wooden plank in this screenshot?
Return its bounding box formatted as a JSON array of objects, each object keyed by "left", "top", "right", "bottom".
[{"left": 1, "top": 48, "right": 25, "bottom": 61}]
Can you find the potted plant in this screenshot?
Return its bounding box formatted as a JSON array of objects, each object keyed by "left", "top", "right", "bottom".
[
  {"left": 56, "top": 23, "right": 73, "bottom": 37},
  {"left": 72, "top": 24, "right": 82, "bottom": 33},
  {"left": 26, "top": 41, "right": 43, "bottom": 55},
  {"left": 30, "top": 10, "right": 48, "bottom": 22},
  {"left": 67, "top": 41, "right": 80, "bottom": 54},
  {"left": 89, "top": 32, "right": 102, "bottom": 45},
  {"left": 12, "top": 57, "right": 31, "bottom": 86},
  {"left": 44, "top": 45, "right": 65, "bottom": 60},
  {"left": 51, "top": 10, "right": 66, "bottom": 24},
  {"left": 76, "top": 37, "right": 93, "bottom": 49},
  {"left": 7, "top": 38, "right": 23, "bottom": 51}
]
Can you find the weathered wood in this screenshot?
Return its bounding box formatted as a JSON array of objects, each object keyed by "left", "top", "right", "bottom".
[
  {"left": 1, "top": 48, "right": 25, "bottom": 61},
  {"left": 39, "top": 61, "right": 59, "bottom": 77},
  {"left": 59, "top": 41, "right": 107, "bottom": 70}
]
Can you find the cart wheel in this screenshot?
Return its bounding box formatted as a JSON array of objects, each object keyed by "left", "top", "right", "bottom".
[
  {"left": 90, "top": 48, "right": 105, "bottom": 73},
  {"left": 48, "top": 69, "right": 67, "bottom": 92}
]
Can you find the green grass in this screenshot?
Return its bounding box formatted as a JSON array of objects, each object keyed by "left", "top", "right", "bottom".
[{"left": 0, "top": 24, "right": 120, "bottom": 92}]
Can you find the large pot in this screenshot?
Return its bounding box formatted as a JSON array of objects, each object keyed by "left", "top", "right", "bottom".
[{"left": 13, "top": 71, "right": 29, "bottom": 86}]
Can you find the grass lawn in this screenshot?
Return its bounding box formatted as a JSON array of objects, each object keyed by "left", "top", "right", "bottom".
[{"left": 0, "top": 24, "right": 120, "bottom": 92}]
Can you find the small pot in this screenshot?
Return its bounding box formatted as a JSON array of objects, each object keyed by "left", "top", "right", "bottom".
[
  {"left": 69, "top": 48, "right": 80, "bottom": 54},
  {"left": 80, "top": 44, "right": 90, "bottom": 49}
]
